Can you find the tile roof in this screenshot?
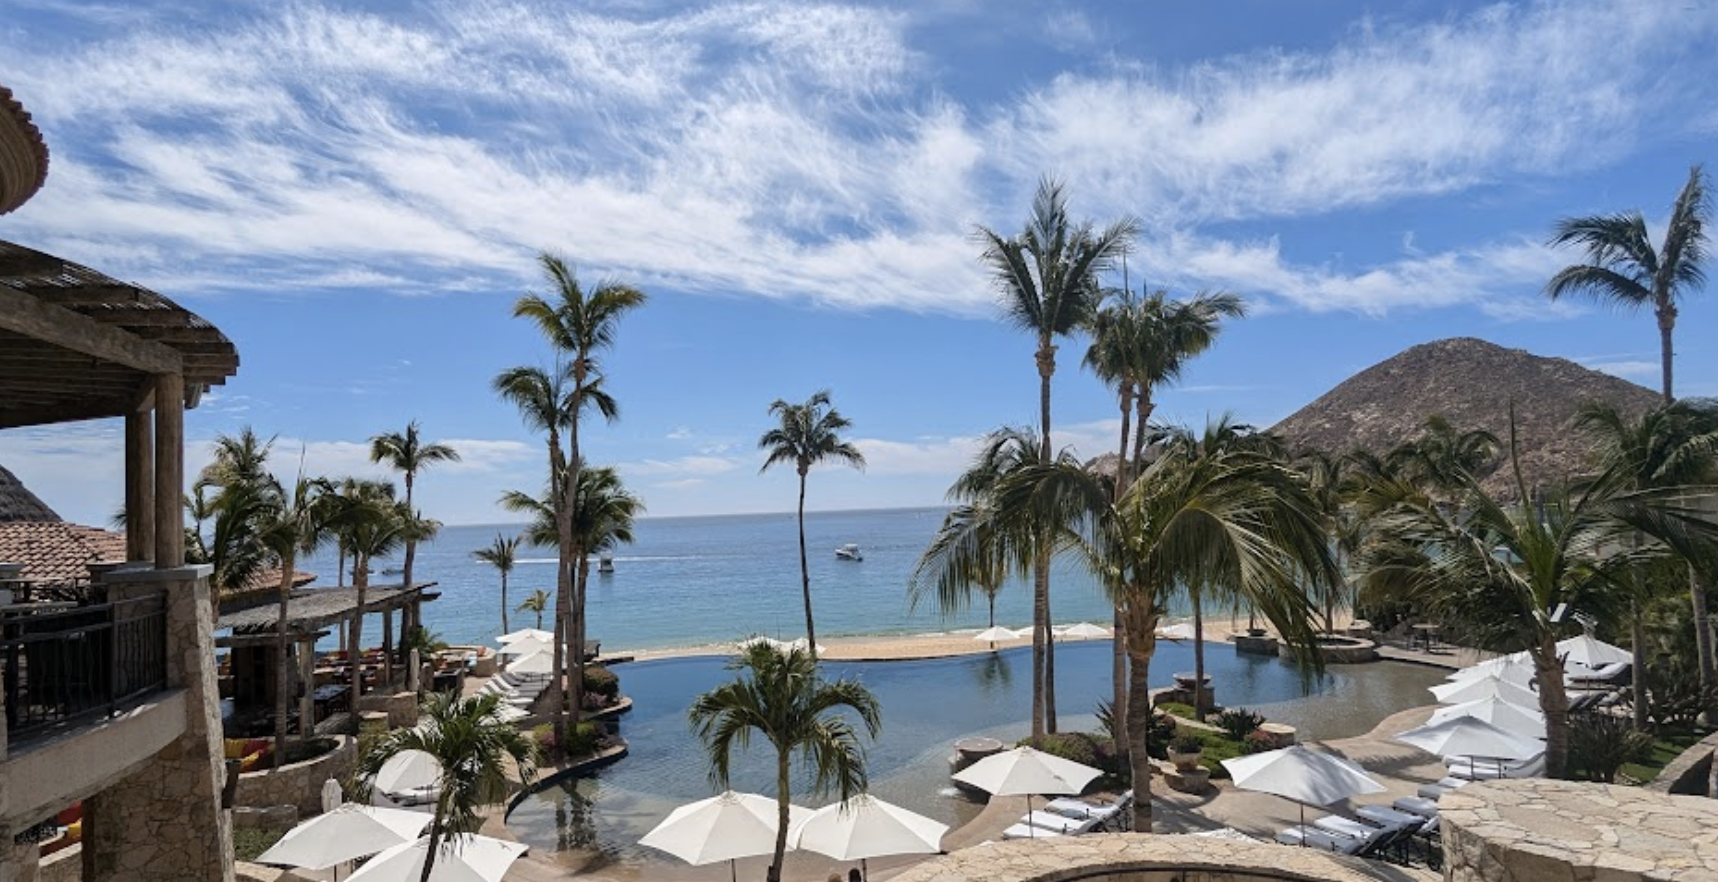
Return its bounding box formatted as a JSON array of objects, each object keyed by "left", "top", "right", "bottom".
[{"left": 0, "top": 520, "right": 124, "bottom": 585}]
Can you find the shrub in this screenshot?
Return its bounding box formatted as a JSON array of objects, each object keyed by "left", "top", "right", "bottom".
[
  {"left": 1026, "top": 732, "right": 1100, "bottom": 768},
  {"left": 563, "top": 721, "right": 607, "bottom": 757},
  {"left": 1213, "top": 707, "right": 1265, "bottom": 741},
  {"left": 1169, "top": 734, "right": 1204, "bottom": 755},
  {"left": 1567, "top": 712, "right": 1654, "bottom": 783},
  {"left": 1242, "top": 730, "right": 1276, "bottom": 755},
  {"left": 583, "top": 665, "right": 620, "bottom": 700},
  {"left": 1143, "top": 710, "right": 1180, "bottom": 760},
  {"left": 1094, "top": 699, "right": 1120, "bottom": 743}
]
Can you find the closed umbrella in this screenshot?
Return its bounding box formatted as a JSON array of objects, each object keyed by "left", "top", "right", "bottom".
[
  {"left": 373, "top": 749, "right": 442, "bottom": 795},
  {"left": 344, "top": 833, "right": 526, "bottom": 882},
  {"left": 639, "top": 791, "right": 810, "bottom": 882},
  {"left": 1059, "top": 622, "right": 1111, "bottom": 639},
  {"left": 320, "top": 777, "right": 344, "bottom": 814},
  {"left": 1557, "top": 634, "right": 1631, "bottom": 669},
  {"left": 1427, "top": 696, "right": 1546, "bottom": 739},
  {"left": 1394, "top": 715, "right": 1540, "bottom": 779},
  {"left": 255, "top": 804, "right": 431, "bottom": 878},
  {"left": 951, "top": 747, "right": 1100, "bottom": 838},
  {"left": 790, "top": 795, "right": 948, "bottom": 881},
  {"left": 1428, "top": 674, "right": 1540, "bottom": 708},
  {"left": 1220, "top": 745, "right": 1384, "bottom": 831}
]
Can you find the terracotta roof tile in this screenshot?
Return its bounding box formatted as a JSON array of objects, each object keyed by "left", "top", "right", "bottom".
[{"left": 0, "top": 521, "right": 125, "bottom": 586}]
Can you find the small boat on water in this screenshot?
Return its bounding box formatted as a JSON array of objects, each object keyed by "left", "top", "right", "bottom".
[
  {"left": 835, "top": 543, "right": 863, "bottom": 561},
  {"left": 598, "top": 553, "right": 615, "bottom": 574}
]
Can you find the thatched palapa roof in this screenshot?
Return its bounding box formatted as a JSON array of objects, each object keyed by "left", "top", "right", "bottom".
[
  {"left": 0, "top": 462, "right": 59, "bottom": 522},
  {"left": 0, "top": 84, "right": 48, "bottom": 215}
]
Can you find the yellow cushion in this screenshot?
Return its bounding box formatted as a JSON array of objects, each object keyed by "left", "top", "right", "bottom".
[
  {"left": 66, "top": 821, "right": 82, "bottom": 842},
  {"left": 224, "top": 738, "right": 249, "bottom": 760},
  {"left": 239, "top": 751, "right": 263, "bottom": 773}
]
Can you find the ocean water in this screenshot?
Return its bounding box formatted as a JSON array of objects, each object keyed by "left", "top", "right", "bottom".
[{"left": 297, "top": 506, "right": 1128, "bottom": 653}]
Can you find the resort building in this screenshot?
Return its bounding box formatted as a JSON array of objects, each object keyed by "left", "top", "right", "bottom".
[{"left": 0, "top": 84, "right": 243, "bottom": 882}]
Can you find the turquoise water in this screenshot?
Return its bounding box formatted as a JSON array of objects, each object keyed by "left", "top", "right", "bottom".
[
  {"left": 503, "top": 641, "right": 1446, "bottom": 872},
  {"left": 298, "top": 506, "right": 1128, "bottom": 653}
]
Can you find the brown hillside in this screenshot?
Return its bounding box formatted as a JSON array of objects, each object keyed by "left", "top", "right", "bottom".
[{"left": 1270, "top": 337, "right": 1662, "bottom": 497}]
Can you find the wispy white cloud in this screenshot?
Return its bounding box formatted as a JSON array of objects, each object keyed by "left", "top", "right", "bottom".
[{"left": 619, "top": 455, "right": 745, "bottom": 477}]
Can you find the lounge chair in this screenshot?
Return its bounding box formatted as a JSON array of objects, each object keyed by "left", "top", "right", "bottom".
[
  {"left": 1020, "top": 810, "right": 1098, "bottom": 835},
  {"left": 1356, "top": 805, "right": 1435, "bottom": 834},
  {"left": 1044, "top": 792, "right": 1129, "bottom": 828},
  {"left": 1002, "top": 822, "right": 1064, "bottom": 840},
  {"left": 1391, "top": 796, "right": 1439, "bottom": 819},
  {"left": 1274, "top": 824, "right": 1371, "bottom": 854},
  {"left": 1566, "top": 661, "right": 1629, "bottom": 686},
  {"left": 1446, "top": 752, "right": 1544, "bottom": 781}
]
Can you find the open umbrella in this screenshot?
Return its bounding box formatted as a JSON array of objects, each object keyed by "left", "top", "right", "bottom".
[
  {"left": 639, "top": 791, "right": 810, "bottom": 882},
  {"left": 497, "top": 628, "right": 554, "bottom": 644},
  {"left": 790, "top": 795, "right": 948, "bottom": 881},
  {"left": 344, "top": 833, "right": 526, "bottom": 882},
  {"left": 1557, "top": 634, "right": 1631, "bottom": 669},
  {"left": 256, "top": 804, "right": 431, "bottom": 878},
  {"left": 1220, "top": 745, "right": 1384, "bottom": 831},
  {"left": 505, "top": 649, "right": 555, "bottom": 676},
  {"left": 1394, "top": 715, "right": 1541, "bottom": 779},
  {"left": 1155, "top": 622, "right": 1197, "bottom": 641},
  {"left": 1059, "top": 622, "right": 1111, "bottom": 639},
  {"left": 951, "top": 747, "right": 1100, "bottom": 838},
  {"left": 496, "top": 635, "right": 553, "bottom": 658},
  {"left": 373, "top": 749, "right": 442, "bottom": 795},
  {"left": 1448, "top": 652, "right": 1537, "bottom": 688},
  {"left": 972, "top": 626, "right": 1019, "bottom": 649},
  {"left": 1429, "top": 674, "right": 1540, "bottom": 708},
  {"left": 1427, "top": 696, "right": 1546, "bottom": 739}
]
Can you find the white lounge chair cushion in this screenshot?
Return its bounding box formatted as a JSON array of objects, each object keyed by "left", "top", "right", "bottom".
[
  {"left": 1002, "top": 823, "right": 1063, "bottom": 840},
  {"left": 1356, "top": 805, "right": 1429, "bottom": 831},
  {"left": 1392, "top": 796, "right": 1439, "bottom": 818},
  {"left": 1022, "top": 810, "right": 1096, "bottom": 835},
  {"left": 1275, "top": 825, "right": 1366, "bottom": 854}
]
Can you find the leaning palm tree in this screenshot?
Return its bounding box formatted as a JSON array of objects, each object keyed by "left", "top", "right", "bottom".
[
  {"left": 473, "top": 533, "right": 522, "bottom": 635},
  {"left": 979, "top": 176, "right": 1138, "bottom": 738},
  {"left": 370, "top": 421, "right": 460, "bottom": 598},
  {"left": 517, "top": 589, "right": 550, "bottom": 630},
  {"left": 512, "top": 254, "right": 646, "bottom": 750},
  {"left": 1546, "top": 164, "right": 1709, "bottom": 404},
  {"left": 910, "top": 501, "right": 1012, "bottom": 648},
  {"left": 359, "top": 692, "right": 538, "bottom": 882},
  {"left": 688, "top": 644, "right": 880, "bottom": 882},
  {"left": 758, "top": 390, "right": 866, "bottom": 652}
]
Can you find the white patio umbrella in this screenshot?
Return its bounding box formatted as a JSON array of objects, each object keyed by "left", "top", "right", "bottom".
[
  {"left": 344, "top": 833, "right": 526, "bottom": 882},
  {"left": 1220, "top": 745, "right": 1385, "bottom": 830},
  {"left": 1427, "top": 696, "right": 1546, "bottom": 739},
  {"left": 1155, "top": 622, "right": 1197, "bottom": 641},
  {"left": 1448, "top": 652, "right": 1536, "bottom": 687},
  {"left": 951, "top": 747, "right": 1100, "bottom": 838},
  {"left": 640, "top": 791, "right": 810, "bottom": 882},
  {"left": 497, "top": 628, "right": 554, "bottom": 644},
  {"left": 1394, "top": 715, "right": 1541, "bottom": 778},
  {"left": 320, "top": 777, "right": 344, "bottom": 814},
  {"left": 1428, "top": 674, "right": 1541, "bottom": 708},
  {"left": 505, "top": 649, "right": 555, "bottom": 676},
  {"left": 372, "top": 749, "right": 442, "bottom": 795},
  {"left": 1557, "top": 634, "right": 1631, "bottom": 669},
  {"left": 1059, "top": 622, "right": 1111, "bottom": 639},
  {"left": 496, "top": 635, "right": 553, "bottom": 658},
  {"left": 790, "top": 795, "right": 948, "bottom": 882},
  {"left": 255, "top": 803, "right": 431, "bottom": 878},
  {"left": 972, "top": 626, "right": 1019, "bottom": 648}
]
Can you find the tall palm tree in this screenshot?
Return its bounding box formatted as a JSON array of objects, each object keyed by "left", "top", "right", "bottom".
[
  {"left": 758, "top": 390, "right": 866, "bottom": 652},
  {"left": 473, "top": 533, "right": 522, "bottom": 635},
  {"left": 199, "top": 427, "right": 280, "bottom": 599},
  {"left": 328, "top": 479, "right": 407, "bottom": 723},
  {"left": 512, "top": 253, "right": 646, "bottom": 751},
  {"left": 688, "top": 644, "right": 880, "bottom": 882},
  {"left": 255, "top": 472, "right": 332, "bottom": 767},
  {"left": 1575, "top": 400, "right": 1718, "bottom": 719},
  {"left": 359, "top": 692, "right": 538, "bottom": 882},
  {"left": 517, "top": 589, "right": 550, "bottom": 630},
  {"left": 1352, "top": 419, "right": 1717, "bottom": 777},
  {"left": 910, "top": 502, "right": 1010, "bottom": 647},
  {"left": 1546, "top": 164, "right": 1709, "bottom": 404},
  {"left": 1083, "top": 287, "right": 1246, "bottom": 730},
  {"left": 979, "top": 176, "right": 1138, "bottom": 738},
  {"left": 370, "top": 421, "right": 460, "bottom": 599},
  {"left": 568, "top": 465, "right": 643, "bottom": 718}
]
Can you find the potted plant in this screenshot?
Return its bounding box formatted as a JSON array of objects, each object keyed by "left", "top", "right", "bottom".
[{"left": 1167, "top": 734, "right": 1204, "bottom": 771}]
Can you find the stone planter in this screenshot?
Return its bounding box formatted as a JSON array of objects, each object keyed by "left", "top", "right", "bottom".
[{"left": 1167, "top": 748, "right": 1203, "bottom": 772}]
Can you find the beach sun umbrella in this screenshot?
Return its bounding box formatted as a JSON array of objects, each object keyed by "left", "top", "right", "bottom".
[
  {"left": 1557, "top": 634, "right": 1631, "bottom": 669},
  {"left": 255, "top": 803, "right": 432, "bottom": 877},
  {"left": 505, "top": 648, "right": 555, "bottom": 675},
  {"left": 1428, "top": 673, "right": 1540, "bottom": 708},
  {"left": 372, "top": 749, "right": 442, "bottom": 795},
  {"left": 1427, "top": 696, "right": 1546, "bottom": 739},
  {"left": 1394, "top": 715, "right": 1541, "bottom": 778},
  {"left": 640, "top": 791, "right": 810, "bottom": 882},
  {"left": 344, "top": 833, "right": 526, "bottom": 882},
  {"left": 952, "top": 747, "right": 1100, "bottom": 838},
  {"left": 1059, "top": 622, "right": 1111, "bottom": 639},
  {"left": 1448, "top": 652, "right": 1537, "bottom": 688},
  {"left": 497, "top": 628, "right": 554, "bottom": 644},
  {"left": 1220, "top": 745, "right": 1384, "bottom": 831},
  {"left": 789, "top": 795, "right": 948, "bottom": 882},
  {"left": 972, "top": 626, "right": 1019, "bottom": 647},
  {"left": 1155, "top": 622, "right": 1197, "bottom": 642},
  {"left": 496, "top": 635, "right": 553, "bottom": 658}
]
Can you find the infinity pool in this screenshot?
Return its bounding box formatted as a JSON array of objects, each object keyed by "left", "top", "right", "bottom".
[{"left": 503, "top": 640, "right": 1444, "bottom": 872}]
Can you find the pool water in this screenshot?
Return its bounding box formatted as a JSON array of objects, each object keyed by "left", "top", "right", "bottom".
[{"left": 503, "top": 640, "right": 1444, "bottom": 871}]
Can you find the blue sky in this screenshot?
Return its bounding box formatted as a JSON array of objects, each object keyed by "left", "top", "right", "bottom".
[{"left": 2, "top": 0, "right": 1716, "bottom": 526}]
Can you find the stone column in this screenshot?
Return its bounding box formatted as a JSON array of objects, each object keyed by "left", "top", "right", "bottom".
[
  {"left": 152, "top": 374, "right": 184, "bottom": 569},
  {"left": 124, "top": 408, "right": 155, "bottom": 563},
  {"left": 82, "top": 565, "right": 232, "bottom": 882}
]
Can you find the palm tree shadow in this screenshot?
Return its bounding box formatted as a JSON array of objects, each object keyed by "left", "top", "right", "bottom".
[{"left": 975, "top": 652, "right": 1013, "bottom": 694}]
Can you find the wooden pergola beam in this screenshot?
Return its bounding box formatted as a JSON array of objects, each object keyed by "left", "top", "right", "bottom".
[{"left": 0, "top": 285, "right": 183, "bottom": 374}]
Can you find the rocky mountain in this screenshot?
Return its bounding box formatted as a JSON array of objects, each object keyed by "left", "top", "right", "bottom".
[{"left": 1270, "top": 337, "right": 1662, "bottom": 497}]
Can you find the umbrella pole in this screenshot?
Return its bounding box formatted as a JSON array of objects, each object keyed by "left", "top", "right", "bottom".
[
  {"left": 729, "top": 858, "right": 737, "bottom": 882},
  {"left": 862, "top": 857, "right": 868, "bottom": 882}
]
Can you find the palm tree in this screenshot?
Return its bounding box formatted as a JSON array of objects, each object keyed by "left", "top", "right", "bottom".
[
  {"left": 1546, "top": 165, "right": 1709, "bottom": 404},
  {"left": 517, "top": 589, "right": 550, "bottom": 630},
  {"left": 199, "top": 427, "right": 280, "bottom": 599},
  {"left": 327, "top": 479, "right": 407, "bottom": 722},
  {"left": 370, "top": 421, "right": 460, "bottom": 599},
  {"left": 473, "top": 533, "right": 522, "bottom": 635},
  {"left": 512, "top": 253, "right": 646, "bottom": 751},
  {"left": 1575, "top": 399, "right": 1718, "bottom": 720},
  {"left": 359, "top": 692, "right": 538, "bottom": 882},
  {"left": 688, "top": 644, "right": 880, "bottom": 882},
  {"left": 568, "top": 465, "right": 643, "bottom": 718},
  {"left": 910, "top": 502, "right": 1010, "bottom": 647},
  {"left": 979, "top": 176, "right": 1138, "bottom": 738},
  {"left": 1352, "top": 418, "right": 1717, "bottom": 777},
  {"left": 1386, "top": 415, "right": 1501, "bottom": 497},
  {"left": 255, "top": 472, "right": 332, "bottom": 767},
  {"left": 758, "top": 390, "right": 865, "bottom": 652}
]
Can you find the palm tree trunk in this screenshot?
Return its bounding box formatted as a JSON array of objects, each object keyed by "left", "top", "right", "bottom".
[
  {"left": 1692, "top": 566, "right": 1716, "bottom": 705},
  {"left": 1044, "top": 562, "right": 1057, "bottom": 734},
  {"left": 572, "top": 555, "right": 590, "bottom": 731},
  {"left": 552, "top": 561, "right": 570, "bottom": 753},
  {"left": 402, "top": 472, "right": 417, "bottom": 598},
  {"left": 1111, "top": 385, "right": 1134, "bottom": 745},
  {"left": 501, "top": 572, "right": 510, "bottom": 634},
  {"left": 1532, "top": 635, "right": 1571, "bottom": 779},
  {"left": 1121, "top": 604, "right": 1158, "bottom": 833},
  {"left": 1657, "top": 305, "right": 1675, "bottom": 404},
  {"left": 770, "top": 755, "right": 790, "bottom": 882},
  {"left": 1032, "top": 341, "right": 1054, "bottom": 743},
  {"left": 421, "top": 798, "right": 446, "bottom": 882},
  {"left": 797, "top": 471, "right": 816, "bottom": 651},
  {"left": 1632, "top": 598, "right": 1649, "bottom": 730},
  {"left": 348, "top": 563, "right": 368, "bottom": 737},
  {"left": 273, "top": 560, "right": 294, "bottom": 769},
  {"left": 1192, "top": 588, "right": 1207, "bottom": 722}
]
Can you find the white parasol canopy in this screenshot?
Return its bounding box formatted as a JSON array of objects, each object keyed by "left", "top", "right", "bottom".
[
  {"left": 1221, "top": 745, "right": 1385, "bottom": 810},
  {"left": 790, "top": 795, "right": 948, "bottom": 880},
  {"left": 1427, "top": 696, "right": 1546, "bottom": 738},
  {"left": 1448, "top": 652, "right": 1538, "bottom": 688},
  {"left": 640, "top": 791, "right": 809, "bottom": 882},
  {"left": 497, "top": 628, "right": 554, "bottom": 644},
  {"left": 344, "top": 834, "right": 526, "bottom": 882},
  {"left": 951, "top": 746, "right": 1101, "bottom": 798},
  {"left": 505, "top": 649, "right": 555, "bottom": 675},
  {"left": 1557, "top": 634, "right": 1632, "bottom": 669},
  {"left": 1155, "top": 622, "right": 1197, "bottom": 641},
  {"left": 373, "top": 749, "right": 442, "bottom": 794},
  {"left": 972, "top": 626, "right": 1020, "bottom": 644},
  {"left": 1394, "top": 715, "right": 1541, "bottom": 764},
  {"left": 1429, "top": 674, "right": 1541, "bottom": 708},
  {"left": 255, "top": 803, "right": 431, "bottom": 872},
  {"left": 1059, "top": 622, "right": 1111, "bottom": 639},
  {"left": 496, "top": 635, "right": 553, "bottom": 658}
]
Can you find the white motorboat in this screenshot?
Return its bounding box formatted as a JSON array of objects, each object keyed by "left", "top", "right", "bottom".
[
  {"left": 835, "top": 543, "right": 863, "bottom": 561},
  {"left": 598, "top": 553, "right": 615, "bottom": 574}
]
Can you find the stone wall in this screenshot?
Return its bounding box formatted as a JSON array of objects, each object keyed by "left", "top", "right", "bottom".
[
  {"left": 234, "top": 736, "right": 357, "bottom": 819},
  {"left": 1647, "top": 730, "right": 1718, "bottom": 798},
  {"left": 885, "top": 832, "right": 1412, "bottom": 882},
  {"left": 356, "top": 692, "right": 417, "bottom": 730}
]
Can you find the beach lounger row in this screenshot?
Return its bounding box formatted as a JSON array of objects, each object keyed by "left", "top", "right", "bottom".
[
  {"left": 1274, "top": 801, "right": 1434, "bottom": 863},
  {"left": 999, "top": 792, "right": 1132, "bottom": 840}
]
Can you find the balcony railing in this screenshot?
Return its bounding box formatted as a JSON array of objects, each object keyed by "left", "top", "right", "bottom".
[{"left": 2, "top": 594, "right": 168, "bottom": 743}]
